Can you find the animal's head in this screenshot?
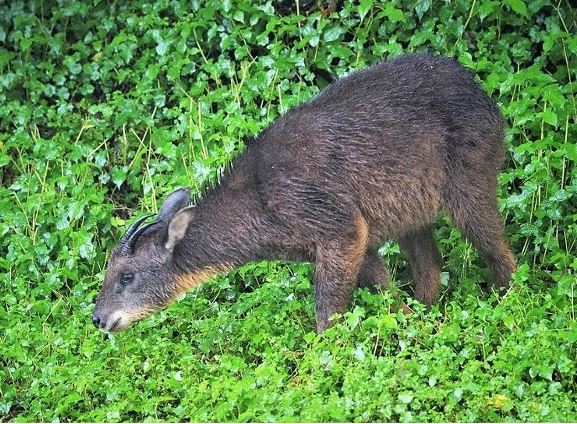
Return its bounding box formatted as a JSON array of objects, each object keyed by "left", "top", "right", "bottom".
[{"left": 92, "top": 188, "right": 198, "bottom": 333}]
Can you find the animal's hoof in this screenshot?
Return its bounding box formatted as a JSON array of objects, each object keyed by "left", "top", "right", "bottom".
[
  {"left": 400, "top": 302, "right": 414, "bottom": 315},
  {"left": 391, "top": 300, "right": 413, "bottom": 315}
]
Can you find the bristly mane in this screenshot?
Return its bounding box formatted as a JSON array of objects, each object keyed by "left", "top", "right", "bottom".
[
  {"left": 189, "top": 136, "right": 255, "bottom": 205},
  {"left": 189, "top": 165, "right": 228, "bottom": 206}
]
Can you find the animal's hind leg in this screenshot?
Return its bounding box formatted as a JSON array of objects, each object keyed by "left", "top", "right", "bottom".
[
  {"left": 398, "top": 226, "right": 443, "bottom": 308},
  {"left": 444, "top": 185, "right": 516, "bottom": 290},
  {"left": 356, "top": 248, "right": 389, "bottom": 291}
]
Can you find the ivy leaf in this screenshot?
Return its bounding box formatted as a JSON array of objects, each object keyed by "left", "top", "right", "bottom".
[
  {"left": 504, "top": 0, "right": 528, "bottom": 16},
  {"left": 398, "top": 392, "right": 414, "bottom": 404},
  {"left": 382, "top": 4, "right": 406, "bottom": 22},
  {"left": 359, "top": 0, "right": 373, "bottom": 21},
  {"left": 543, "top": 109, "right": 558, "bottom": 127},
  {"left": 414, "top": 0, "right": 431, "bottom": 19},
  {"left": 323, "top": 27, "right": 343, "bottom": 42}
]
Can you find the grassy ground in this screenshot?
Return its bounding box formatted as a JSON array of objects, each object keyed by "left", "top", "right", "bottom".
[{"left": 1, "top": 0, "right": 576, "bottom": 421}]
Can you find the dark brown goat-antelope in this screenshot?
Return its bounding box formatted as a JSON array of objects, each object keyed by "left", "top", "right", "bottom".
[{"left": 93, "top": 54, "right": 517, "bottom": 333}]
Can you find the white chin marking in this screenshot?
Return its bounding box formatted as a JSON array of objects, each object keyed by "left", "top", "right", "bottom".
[{"left": 103, "top": 310, "right": 133, "bottom": 333}]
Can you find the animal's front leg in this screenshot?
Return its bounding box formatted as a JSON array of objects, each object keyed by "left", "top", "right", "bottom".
[
  {"left": 313, "top": 217, "right": 368, "bottom": 333},
  {"left": 313, "top": 262, "right": 358, "bottom": 332}
]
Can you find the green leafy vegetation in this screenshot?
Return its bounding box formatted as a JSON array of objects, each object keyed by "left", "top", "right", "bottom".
[{"left": 1, "top": 0, "right": 576, "bottom": 421}]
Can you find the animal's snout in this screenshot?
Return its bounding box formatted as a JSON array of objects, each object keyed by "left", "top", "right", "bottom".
[
  {"left": 92, "top": 313, "right": 102, "bottom": 329},
  {"left": 91, "top": 309, "right": 129, "bottom": 332}
]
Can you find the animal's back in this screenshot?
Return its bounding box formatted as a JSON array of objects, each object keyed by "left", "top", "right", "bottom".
[{"left": 249, "top": 53, "right": 506, "bottom": 241}]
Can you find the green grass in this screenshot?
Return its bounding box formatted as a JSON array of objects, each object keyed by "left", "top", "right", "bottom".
[{"left": 1, "top": 0, "right": 576, "bottom": 421}]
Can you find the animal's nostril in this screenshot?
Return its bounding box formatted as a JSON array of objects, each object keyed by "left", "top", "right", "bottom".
[{"left": 92, "top": 314, "right": 101, "bottom": 328}]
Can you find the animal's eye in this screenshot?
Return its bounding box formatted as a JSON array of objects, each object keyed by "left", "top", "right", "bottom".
[{"left": 120, "top": 272, "right": 134, "bottom": 285}]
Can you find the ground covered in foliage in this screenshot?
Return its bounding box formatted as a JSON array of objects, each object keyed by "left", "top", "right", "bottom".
[{"left": 1, "top": 0, "right": 576, "bottom": 421}]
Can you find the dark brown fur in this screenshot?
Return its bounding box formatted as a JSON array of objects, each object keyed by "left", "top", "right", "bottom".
[{"left": 94, "top": 54, "right": 516, "bottom": 333}]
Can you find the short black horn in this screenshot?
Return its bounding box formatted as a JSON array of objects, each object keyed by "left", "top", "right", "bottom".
[
  {"left": 124, "top": 220, "right": 161, "bottom": 254},
  {"left": 119, "top": 213, "right": 154, "bottom": 254}
]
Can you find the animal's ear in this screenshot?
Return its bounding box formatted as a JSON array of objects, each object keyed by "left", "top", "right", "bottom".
[
  {"left": 165, "top": 206, "right": 195, "bottom": 252},
  {"left": 157, "top": 188, "right": 191, "bottom": 223}
]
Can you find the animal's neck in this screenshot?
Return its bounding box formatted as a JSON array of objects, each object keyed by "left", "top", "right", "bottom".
[{"left": 173, "top": 186, "right": 269, "bottom": 277}]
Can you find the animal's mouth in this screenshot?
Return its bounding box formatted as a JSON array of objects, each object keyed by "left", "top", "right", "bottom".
[
  {"left": 108, "top": 316, "right": 122, "bottom": 332},
  {"left": 100, "top": 311, "right": 133, "bottom": 333},
  {"left": 99, "top": 308, "right": 156, "bottom": 333}
]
